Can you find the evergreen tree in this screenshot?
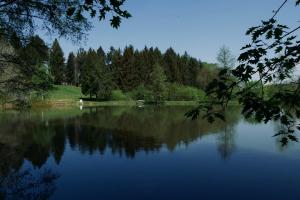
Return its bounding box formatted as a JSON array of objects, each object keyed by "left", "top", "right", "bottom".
[
  {"left": 18, "top": 35, "right": 49, "bottom": 76},
  {"left": 95, "top": 46, "right": 115, "bottom": 99},
  {"left": 80, "top": 49, "right": 98, "bottom": 98},
  {"left": 119, "top": 45, "right": 138, "bottom": 91},
  {"left": 181, "top": 52, "right": 191, "bottom": 85},
  {"left": 150, "top": 63, "right": 167, "bottom": 102},
  {"left": 163, "top": 48, "right": 181, "bottom": 83},
  {"left": 18, "top": 35, "right": 53, "bottom": 97},
  {"left": 71, "top": 45, "right": 219, "bottom": 101},
  {"left": 65, "top": 52, "right": 76, "bottom": 85},
  {"left": 148, "top": 47, "right": 163, "bottom": 84},
  {"left": 188, "top": 57, "right": 202, "bottom": 87},
  {"left": 26, "top": 35, "right": 49, "bottom": 66},
  {"left": 139, "top": 46, "right": 151, "bottom": 86},
  {"left": 76, "top": 48, "right": 86, "bottom": 86},
  {"left": 153, "top": 47, "right": 163, "bottom": 65},
  {"left": 108, "top": 47, "right": 123, "bottom": 89},
  {"left": 80, "top": 48, "right": 114, "bottom": 99},
  {"left": 134, "top": 47, "right": 164, "bottom": 88},
  {"left": 49, "top": 39, "right": 65, "bottom": 84}
]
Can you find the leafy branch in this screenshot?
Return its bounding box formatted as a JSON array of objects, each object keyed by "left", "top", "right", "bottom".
[{"left": 187, "top": 0, "right": 300, "bottom": 146}]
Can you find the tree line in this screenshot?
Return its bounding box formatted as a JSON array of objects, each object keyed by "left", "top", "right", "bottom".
[{"left": 29, "top": 36, "right": 220, "bottom": 102}]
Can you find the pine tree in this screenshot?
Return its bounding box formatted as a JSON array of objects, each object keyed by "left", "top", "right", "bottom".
[
  {"left": 108, "top": 47, "right": 122, "bottom": 89},
  {"left": 139, "top": 46, "right": 151, "bottom": 86},
  {"left": 76, "top": 48, "right": 86, "bottom": 86},
  {"left": 148, "top": 47, "right": 163, "bottom": 83},
  {"left": 65, "top": 52, "right": 76, "bottom": 85},
  {"left": 26, "top": 35, "right": 49, "bottom": 66},
  {"left": 95, "top": 46, "right": 115, "bottom": 100},
  {"left": 163, "top": 48, "right": 181, "bottom": 83},
  {"left": 80, "top": 48, "right": 114, "bottom": 99},
  {"left": 119, "top": 45, "right": 138, "bottom": 91},
  {"left": 19, "top": 35, "right": 53, "bottom": 96},
  {"left": 70, "top": 46, "right": 218, "bottom": 100},
  {"left": 80, "top": 49, "right": 98, "bottom": 98},
  {"left": 181, "top": 52, "right": 191, "bottom": 85},
  {"left": 188, "top": 57, "right": 202, "bottom": 87},
  {"left": 49, "top": 39, "right": 65, "bottom": 84},
  {"left": 18, "top": 35, "right": 49, "bottom": 75}
]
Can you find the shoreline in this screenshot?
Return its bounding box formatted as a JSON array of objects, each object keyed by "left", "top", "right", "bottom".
[
  {"left": 1, "top": 100, "right": 240, "bottom": 110},
  {"left": 32, "top": 100, "right": 201, "bottom": 108}
]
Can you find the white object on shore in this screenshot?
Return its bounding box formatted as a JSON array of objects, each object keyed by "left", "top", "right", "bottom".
[
  {"left": 79, "top": 99, "right": 83, "bottom": 110},
  {"left": 136, "top": 100, "right": 145, "bottom": 107}
]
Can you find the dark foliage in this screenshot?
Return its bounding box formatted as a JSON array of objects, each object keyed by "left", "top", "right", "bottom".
[
  {"left": 49, "top": 39, "right": 65, "bottom": 84},
  {"left": 0, "top": 0, "right": 131, "bottom": 100},
  {"left": 187, "top": 0, "right": 300, "bottom": 146},
  {"left": 73, "top": 45, "right": 209, "bottom": 100},
  {"left": 0, "top": 0, "right": 131, "bottom": 43}
]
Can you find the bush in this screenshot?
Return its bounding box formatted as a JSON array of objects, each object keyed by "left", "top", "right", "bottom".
[
  {"left": 167, "top": 83, "right": 205, "bottom": 101},
  {"left": 110, "top": 90, "right": 132, "bottom": 101},
  {"left": 110, "top": 84, "right": 206, "bottom": 102},
  {"left": 128, "top": 84, "right": 154, "bottom": 101}
]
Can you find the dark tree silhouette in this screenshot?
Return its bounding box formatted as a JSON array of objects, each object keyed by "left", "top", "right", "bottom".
[
  {"left": 0, "top": 0, "right": 131, "bottom": 42},
  {"left": 49, "top": 39, "right": 65, "bottom": 84},
  {"left": 65, "top": 52, "right": 76, "bottom": 85},
  {"left": 0, "top": 0, "right": 131, "bottom": 99}
]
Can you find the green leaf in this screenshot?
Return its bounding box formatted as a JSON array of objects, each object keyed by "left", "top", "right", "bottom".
[
  {"left": 274, "top": 28, "right": 283, "bottom": 39},
  {"left": 266, "top": 30, "right": 273, "bottom": 39},
  {"left": 90, "top": 10, "right": 96, "bottom": 17},
  {"left": 288, "top": 135, "right": 298, "bottom": 142},
  {"left": 280, "top": 137, "right": 288, "bottom": 146},
  {"left": 275, "top": 46, "right": 283, "bottom": 53},
  {"left": 67, "top": 7, "right": 76, "bottom": 16},
  {"left": 110, "top": 16, "right": 121, "bottom": 29}
]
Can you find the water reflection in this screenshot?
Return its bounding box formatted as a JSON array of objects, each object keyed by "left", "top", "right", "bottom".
[
  {"left": 217, "top": 126, "right": 236, "bottom": 160},
  {"left": 1, "top": 106, "right": 300, "bottom": 199},
  {"left": 0, "top": 106, "right": 240, "bottom": 171},
  {"left": 0, "top": 169, "right": 59, "bottom": 200}
]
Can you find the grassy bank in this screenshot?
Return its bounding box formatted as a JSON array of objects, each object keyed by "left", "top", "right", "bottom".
[
  {"left": 30, "top": 85, "right": 202, "bottom": 107},
  {"left": 1, "top": 85, "right": 237, "bottom": 108},
  {"left": 47, "top": 85, "right": 86, "bottom": 100}
]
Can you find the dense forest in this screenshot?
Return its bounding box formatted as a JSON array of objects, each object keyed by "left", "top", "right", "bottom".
[{"left": 1, "top": 35, "right": 221, "bottom": 103}]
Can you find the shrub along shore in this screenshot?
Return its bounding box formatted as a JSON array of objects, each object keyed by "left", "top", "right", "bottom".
[
  {"left": 1, "top": 85, "right": 206, "bottom": 109},
  {"left": 41, "top": 85, "right": 205, "bottom": 107}
]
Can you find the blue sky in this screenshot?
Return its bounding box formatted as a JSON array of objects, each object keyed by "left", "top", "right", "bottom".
[{"left": 45, "top": 0, "right": 299, "bottom": 63}]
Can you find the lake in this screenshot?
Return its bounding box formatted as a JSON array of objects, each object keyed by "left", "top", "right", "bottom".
[{"left": 0, "top": 106, "right": 300, "bottom": 200}]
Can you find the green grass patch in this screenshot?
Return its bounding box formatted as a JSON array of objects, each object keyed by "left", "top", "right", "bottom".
[
  {"left": 47, "top": 85, "right": 86, "bottom": 101},
  {"left": 36, "top": 85, "right": 241, "bottom": 108}
]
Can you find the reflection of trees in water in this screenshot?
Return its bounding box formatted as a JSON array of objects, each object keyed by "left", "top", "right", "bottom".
[
  {"left": 0, "top": 168, "right": 59, "bottom": 200},
  {"left": 0, "top": 106, "right": 241, "bottom": 171},
  {"left": 213, "top": 107, "right": 239, "bottom": 160},
  {"left": 217, "top": 126, "right": 236, "bottom": 160}
]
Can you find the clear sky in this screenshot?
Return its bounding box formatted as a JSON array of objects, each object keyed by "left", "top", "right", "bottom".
[{"left": 45, "top": 0, "right": 300, "bottom": 63}]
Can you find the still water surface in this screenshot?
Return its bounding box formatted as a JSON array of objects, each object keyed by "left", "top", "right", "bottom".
[{"left": 0, "top": 106, "right": 300, "bottom": 200}]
